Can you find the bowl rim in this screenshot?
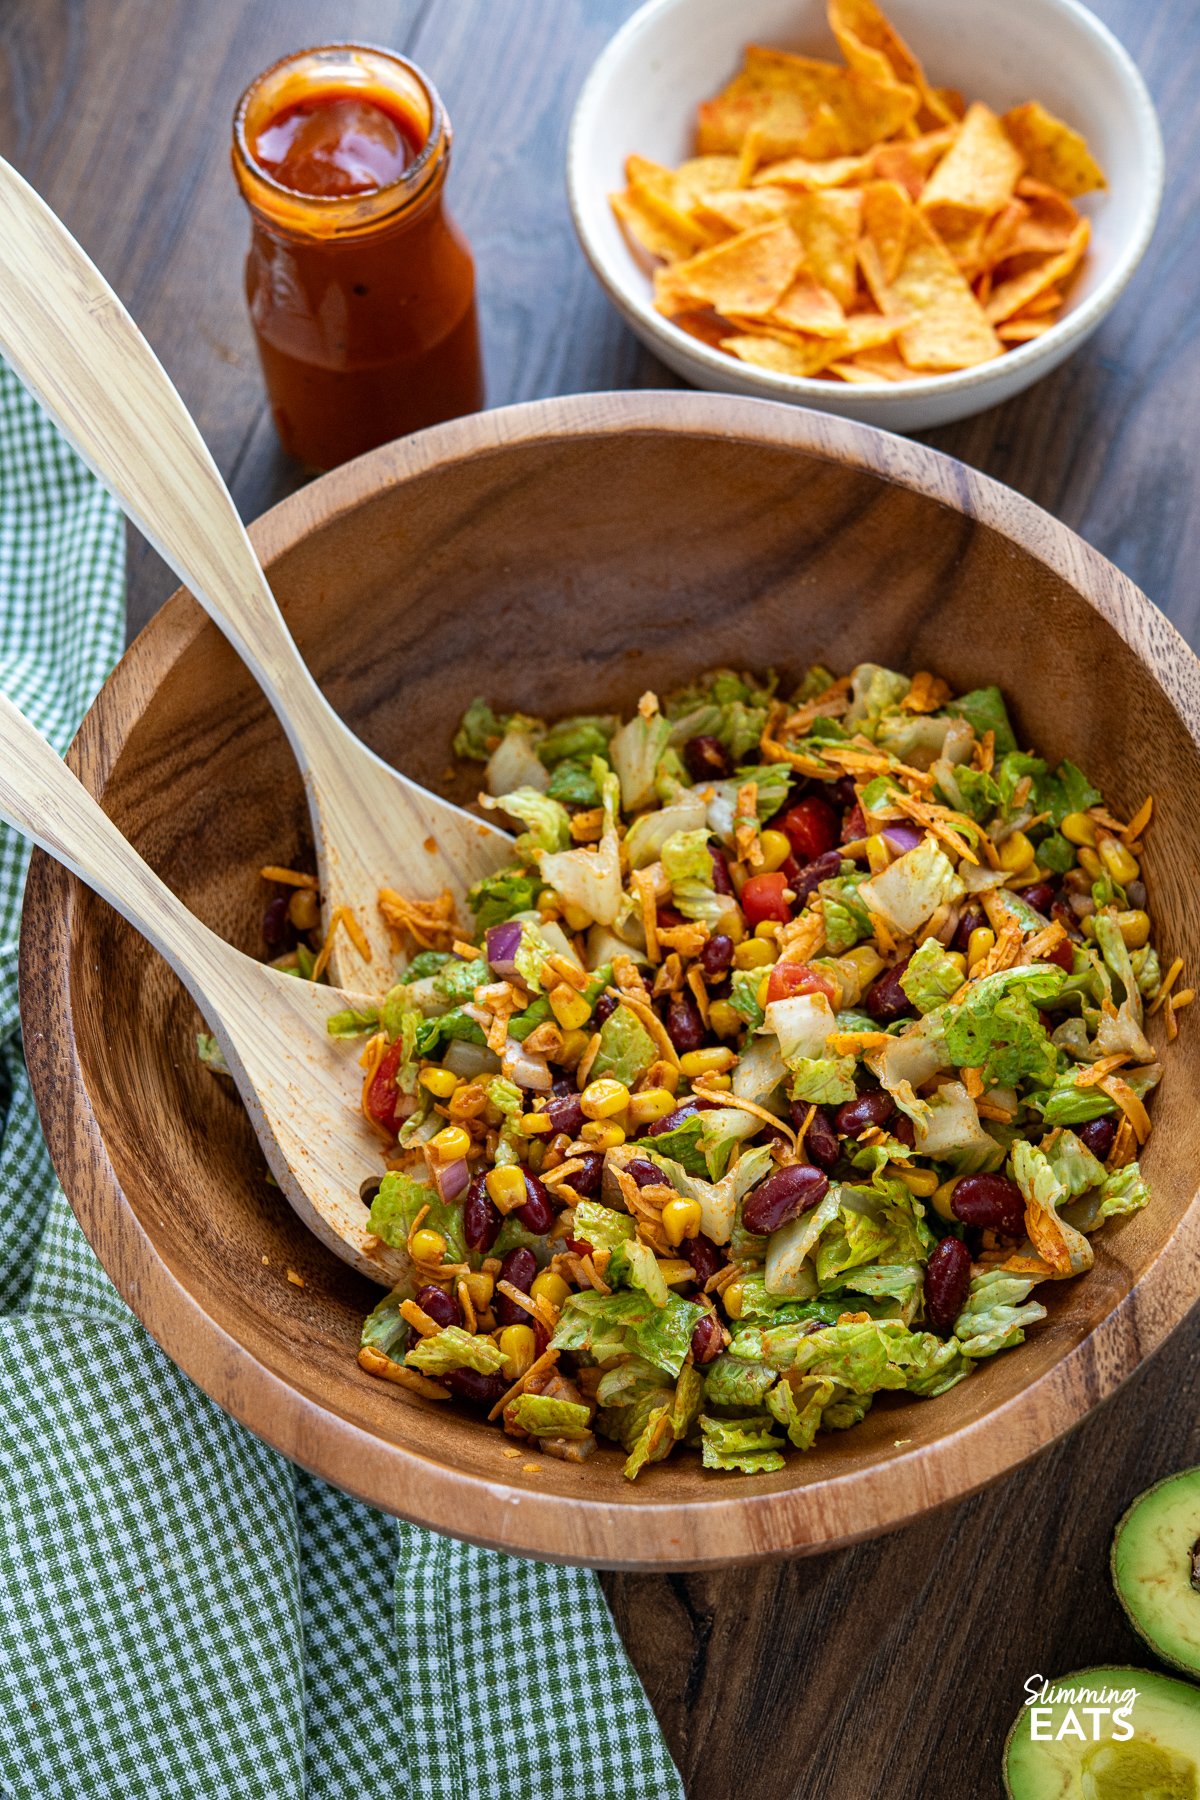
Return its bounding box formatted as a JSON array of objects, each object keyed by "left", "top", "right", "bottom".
[
  {"left": 565, "top": 0, "right": 1165, "bottom": 408},
  {"left": 20, "top": 389, "right": 1200, "bottom": 1570}
]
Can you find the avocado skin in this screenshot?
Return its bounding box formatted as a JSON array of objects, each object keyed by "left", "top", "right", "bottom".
[
  {"left": 1112, "top": 1467, "right": 1200, "bottom": 1679},
  {"left": 1003, "top": 1664, "right": 1200, "bottom": 1798}
]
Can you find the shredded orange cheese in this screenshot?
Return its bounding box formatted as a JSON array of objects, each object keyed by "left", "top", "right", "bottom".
[
  {"left": 259, "top": 865, "right": 319, "bottom": 889},
  {"left": 1096, "top": 1073, "right": 1152, "bottom": 1144}
]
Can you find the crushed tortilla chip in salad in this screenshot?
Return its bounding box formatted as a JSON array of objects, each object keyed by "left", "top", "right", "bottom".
[{"left": 241, "top": 663, "right": 1178, "bottom": 1480}]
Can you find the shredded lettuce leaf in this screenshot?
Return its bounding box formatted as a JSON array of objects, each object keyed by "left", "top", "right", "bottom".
[
  {"left": 467, "top": 868, "right": 543, "bottom": 933},
  {"left": 859, "top": 834, "right": 966, "bottom": 937},
  {"left": 608, "top": 712, "right": 672, "bottom": 813},
  {"left": 360, "top": 1291, "right": 410, "bottom": 1355},
  {"left": 588, "top": 1003, "right": 658, "bottom": 1088},
  {"left": 788, "top": 1055, "right": 857, "bottom": 1105},
  {"left": 367, "top": 1171, "right": 468, "bottom": 1265},
  {"left": 699, "top": 1413, "right": 786, "bottom": 1474},
  {"left": 507, "top": 1393, "right": 592, "bottom": 1439},
  {"left": 945, "top": 685, "right": 1017, "bottom": 757},
  {"left": 572, "top": 1199, "right": 636, "bottom": 1252},
  {"left": 900, "top": 938, "right": 964, "bottom": 1014},
  {"left": 952, "top": 1270, "right": 1046, "bottom": 1358},
  {"left": 942, "top": 965, "right": 1067, "bottom": 1088},
  {"left": 1097, "top": 1161, "right": 1151, "bottom": 1221},
  {"left": 479, "top": 787, "right": 571, "bottom": 855},
  {"left": 551, "top": 1290, "right": 701, "bottom": 1377},
  {"left": 406, "top": 1326, "right": 507, "bottom": 1376},
  {"left": 536, "top": 715, "right": 617, "bottom": 767}
]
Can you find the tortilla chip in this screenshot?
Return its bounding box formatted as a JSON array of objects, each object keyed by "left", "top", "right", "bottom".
[
  {"left": 1000, "top": 178, "right": 1079, "bottom": 257},
  {"left": 789, "top": 187, "right": 863, "bottom": 308},
  {"left": 747, "top": 267, "right": 848, "bottom": 334},
  {"left": 1015, "top": 284, "right": 1063, "bottom": 317},
  {"left": 871, "top": 125, "right": 957, "bottom": 199},
  {"left": 694, "top": 186, "right": 796, "bottom": 235},
  {"left": 697, "top": 45, "right": 919, "bottom": 160},
  {"left": 753, "top": 153, "right": 873, "bottom": 189},
  {"left": 722, "top": 308, "right": 905, "bottom": 378},
  {"left": 831, "top": 340, "right": 915, "bottom": 381},
  {"left": 857, "top": 178, "right": 912, "bottom": 308},
  {"left": 611, "top": 188, "right": 706, "bottom": 265},
  {"left": 827, "top": 0, "right": 956, "bottom": 129},
  {"left": 925, "top": 199, "right": 991, "bottom": 277},
  {"left": 884, "top": 210, "right": 1004, "bottom": 369},
  {"left": 985, "top": 216, "right": 1090, "bottom": 322},
  {"left": 997, "top": 317, "right": 1055, "bottom": 343},
  {"left": 675, "top": 156, "right": 743, "bottom": 201},
  {"left": 921, "top": 102, "right": 1025, "bottom": 213},
  {"left": 978, "top": 198, "right": 1029, "bottom": 268},
  {"left": 655, "top": 220, "right": 803, "bottom": 317},
  {"left": 1002, "top": 101, "right": 1106, "bottom": 198}
]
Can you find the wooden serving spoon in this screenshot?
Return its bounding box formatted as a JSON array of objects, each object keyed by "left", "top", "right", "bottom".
[
  {"left": 0, "top": 692, "right": 402, "bottom": 1286},
  {"left": 0, "top": 157, "right": 513, "bottom": 989}
]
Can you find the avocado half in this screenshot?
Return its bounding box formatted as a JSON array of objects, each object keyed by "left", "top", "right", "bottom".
[
  {"left": 1112, "top": 1468, "right": 1200, "bottom": 1679},
  {"left": 1004, "top": 1666, "right": 1200, "bottom": 1798}
]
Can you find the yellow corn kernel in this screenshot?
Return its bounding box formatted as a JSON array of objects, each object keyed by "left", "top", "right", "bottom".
[
  {"left": 703, "top": 1072, "right": 732, "bottom": 1091},
  {"left": 723, "top": 1279, "right": 747, "bottom": 1321},
  {"left": 708, "top": 999, "right": 743, "bottom": 1040},
  {"left": 1099, "top": 836, "right": 1140, "bottom": 886},
  {"left": 754, "top": 919, "right": 782, "bottom": 941},
  {"left": 498, "top": 1323, "right": 537, "bottom": 1379},
  {"left": 409, "top": 1228, "right": 446, "bottom": 1265},
  {"left": 447, "top": 1083, "right": 487, "bottom": 1120},
  {"left": 757, "top": 828, "right": 792, "bottom": 874},
  {"left": 733, "top": 938, "right": 775, "bottom": 971},
  {"left": 580, "top": 1077, "right": 630, "bottom": 1120},
  {"left": 1077, "top": 846, "right": 1103, "bottom": 881},
  {"left": 580, "top": 1120, "right": 626, "bottom": 1149},
  {"left": 1009, "top": 865, "right": 1050, "bottom": 889},
  {"left": 519, "top": 1111, "right": 554, "bottom": 1136},
  {"left": 932, "top": 1177, "right": 960, "bottom": 1223},
  {"left": 1081, "top": 915, "right": 1097, "bottom": 940},
  {"left": 486, "top": 1164, "right": 529, "bottom": 1209},
  {"left": 548, "top": 983, "right": 592, "bottom": 1031},
  {"left": 656, "top": 1257, "right": 697, "bottom": 1286},
  {"left": 627, "top": 1086, "right": 677, "bottom": 1127},
  {"left": 419, "top": 1066, "right": 459, "bottom": 1100},
  {"left": 757, "top": 972, "right": 772, "bottom": 1010},
  {"left": 866, "top": 832, "right": 891, "bottom": 874},
  {"left": 945, "top": 950, "right": 967, "bottom": 975},
  {"left": 463, "top": 1271, "right": 494, "bottom": 1309},
  {"left": 895, "top": 1166, "right": 938, "bottom": 1198},
  {"left": 287, "top": 886, "right": 321, "bottom": 932},
  {"left": 840, "top": 945, "right": 885, "bottom": 985},
  {"left": 531, "top": 1270, "right": 570, "bottom": 1310},
  {"left": 647, "top": 1061, "right": 680, "bottom": 1095},
  {"left": 1061, "top": 811, "right": 1097, "bottom": 847},
  {"left": 1117, "top": 909, "right": 1151, "bottom": 949},
  {"left": 678, "top": 1046, "right": 736, "bottom": 1079},
  {"left": 558, "top": 1027, "right": 590, "bottom": 1067},
  {"left": 967, "top": 927, "right": 995, "bottom": 972},
  {"left": 997, "top": 829, "right": 1035, "bottom": 874},
  {"left": 560, "top": 902, "right": 592, "bottom": 933},
  {"left": 662, "top": 1197, "right": 702, "bottom": 1246},
  {"left": 429, "top": 1124, "right": 472, "bottom": 1162}
]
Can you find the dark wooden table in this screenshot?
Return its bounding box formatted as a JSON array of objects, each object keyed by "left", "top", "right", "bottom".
[{"left": 4, "top": 2, "right": 1199, "bottom": 1793}]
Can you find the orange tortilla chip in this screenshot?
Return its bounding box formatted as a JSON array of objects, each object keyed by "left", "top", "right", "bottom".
[
  {"left": 985, "top": 216, "right": 1089, "bottom": 322},
  {"left": 830, "top": 340, "right": 915, "bottom": 382},
  {"left": 697, "top": 45, "right": 919, "bottom": 161},
  {"left": 753, "top": 153, "right": 873, "bottom": 189},
  {"left": 693, "top": 186, "right": 796, "bottom": 235},
  {"left": 1000, "top": 178, "right": 1080, "bottom": 258},
  {"left": 611, "top": 188, "right": 707, "bottom": 265},
  {"left": 921, "top": 102, "right": 1025, "bottom": 213},
  {"left": 827, "top": 0, "right": 956, "bottom": 129},
  {"left": 858, "top": 179, "right": 912, "bottom": 306},
  {"left": 884, "top": 210, "right": 1004, "bottom": 369},
  {"left": 675, "top": 155, "right": 743, "bottom": 201},
  {"left": 997, "top": 317, "right": 1055, "bottom": 343},
  {"left": 1002, "top": 101, "right": 1106, "bottom": 198},
  {"left": 722, "top": 308, "right": 905, "bottom": 379},
  {"left": 789, "top": 187, "right": 863, "bottom": 309},
  {"left": 654, "top": 220, "right": 803, "bottom": 317},
  {"left": 923, "top": 199, "right": 990, "bottom": 277},
  {"left": 750, "top": 267, "right": 848, "bottom": 334},
  {"left": 871, "top": 125, "right": 957, "bottom": 199}
]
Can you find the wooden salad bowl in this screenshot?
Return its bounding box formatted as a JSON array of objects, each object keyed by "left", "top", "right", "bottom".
[{"left": 20, "top": 391, "right": 1200, "bottom": 1570}]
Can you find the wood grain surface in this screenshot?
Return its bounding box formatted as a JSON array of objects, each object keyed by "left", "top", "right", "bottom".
[{"left": 3, "top": 3, "right": 1198, "bottom": 1795}]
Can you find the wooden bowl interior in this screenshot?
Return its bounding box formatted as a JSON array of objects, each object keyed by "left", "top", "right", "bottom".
[{"left": 43, "top": 419, "right": 1200, "bottom": 1557}]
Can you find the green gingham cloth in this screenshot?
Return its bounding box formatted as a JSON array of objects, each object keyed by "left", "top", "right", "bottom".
[{"left": 0, "top": 362, "right": 685, "bottom": 1800}]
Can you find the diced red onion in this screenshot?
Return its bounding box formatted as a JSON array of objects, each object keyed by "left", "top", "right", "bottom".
[
  {"left": 435, "top": 1158, "right": 470, "bottom": 1204},
  {"left": 486, "top": 920, "right": 523, "bottom": 977},
  {"left": 882, "top": 824, "right": 922, "bottom": 853}
]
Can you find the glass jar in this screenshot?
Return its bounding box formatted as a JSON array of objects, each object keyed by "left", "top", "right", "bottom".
[{"left": 232, "top": 44, "right": 483, "bottom": 470}]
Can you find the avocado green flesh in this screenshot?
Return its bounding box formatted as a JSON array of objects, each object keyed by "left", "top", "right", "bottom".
[
  {"left": 1005, "top": 1666, "right": 1200, "bottom": 1799},
  {"left": 1112, "top": 1468, "right": 1200, "bottom": 1677}
]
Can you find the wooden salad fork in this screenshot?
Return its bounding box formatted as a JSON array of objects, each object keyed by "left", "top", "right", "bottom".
[
  {"left": 0, "top": 157, "right": 513, "bottom": 990},
  {"left": 0, "top": 692, "right": 401, "bottom": 1284}
]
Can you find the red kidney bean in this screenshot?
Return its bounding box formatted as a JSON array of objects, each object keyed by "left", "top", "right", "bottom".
[
  {"left": 925, "top": 1237, "right": 972, "bottom": 1334},
  {"left": 684, "top": 1232, "right": 723, "bottom": 1285},
  {"left": 566, "top": 1235, "right": 594, "bottom": 1256},
  {"left": 546, "top": 1091, "right": 585, "bottom": 1137},
  {"left": 742, "top": 1164, "right": 829, "bottom": 1235},
  {"left": 665, "top": 992, "right": 705, "bottom": 1054},
  {"left": 690, "top": 1313, "right": 724, "bottom": 1364},
  {"left": 789, "top": 848, "right": 843, "bottom": 907},
  {"left": 646, "top": 1098, "right": 717, "bottom": 1137},
  {"left": 683, "top": 734, "right": 732, "bottom": 782},
  {"left": 657, "top": 903, "right": 685, "bottom": 930},
  {"left": 953, "top": 905, "right": 986, "bottom": 954},
  {"left": 699, "top": 932, "right": 735, "bottom": 978},
  {"left": 841, "top": 803, "right": 867, "bottom": 844},
  {"left": 626, "top": 1157, "right": 665, "bottom": 1188},
  {"left": 415, "top": 1283, "right": 460, "bottom": 1328},
  {"left": 709, "top": 846, "right": 735, "bottom": 896},
  {"left": 1079, "top": 1115, "right": 1117, "bottom": 1158},
  {"left": 794, "top": 1103, "right": 840, "bottom": 1169},
  {"left": 551, "top": 1075, "right": 575, "bottom": 1097},
  {"left": 950, "top": 1173, "right": 1026, "bottom": 1238},
  {"left": 835, "top": 1090, "right": 894, "bottom": 1135},
  {"left": 891, "top": 1112, "right": 915, "bottom": 1148},
  {"left": 261, "top": 893, "right": 295, "bottom": 953},
  {"left": 1127, "top": 879, "right": 1147, "bottom": 910},
  {"left": 1041, "top": 938, "right": 1075, "bottom": 973},
  {"left": 463, "top": 1173, "right": 501, "bottom": 1253},
  {"left": 1021, "top": 882, "right": 1055, "bottom": 915},
  {"left": 445, "top": 1368, "right": 509, "bottom": 1407},
  {"left": 517, "top": 1172, "right": 554, "bottom": 1235},
  {"left": 533, "top": 1321, "right": 551, "bottom": 1357},
  {"left": 829, "top": 777, "right": 858, "bottom": 809},
  {"left": 865, "top": 955, "right": 916, "bottom": 1023},
  {"left": 1051, "top": 899, "right": 1081, "bottom": 938},
  {"left": 591, "top": 993, "right": 618, "bottom": 1028},
  {"left": 570, "top": 1152, "right": 604, "bottom": 1196},
  {"left": 495, "top": 1248, "right": 538, "bottom": 1325}
]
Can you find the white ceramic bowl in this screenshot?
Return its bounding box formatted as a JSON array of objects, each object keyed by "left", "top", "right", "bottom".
[{"left": 567, "top": 0, "right": 1162, "bottom": 430}]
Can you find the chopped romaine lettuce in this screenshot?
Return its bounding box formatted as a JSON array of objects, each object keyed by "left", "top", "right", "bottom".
[
  {"left": 323, "top": 1006, "right": 380, "bottom": 1040},
  {"left": 765, "top": 991, "right": 837, "bottom": 1067},
  {"left": 1097, "top": 1161, "right": 1151, "bottom": 1221},
  {"left": 507, "top": 1393, "right": 592, "bottom": 1439},
  {"left": 624, "top": 796, "right": 709, "bottom": 869},
  {"left": 608, "top": 711, "right": 672, "bottom": 812},
  {"left": 844, "top": 663, "right": 911, "bottom": 737},
  {"left": 197, "top": 1031, "right": 230, "bottom": 1072},
  {"left": 545, "top": 758, "right": 600, "bottom": 807},
  {"left": 1010, "top": 1139, "right": 1094, "bottom": 1278},
  {"left": 368, "top": 1171, "right": 468, "bottom": 1266},
  {"left": 952, "top": 1270, "right": 1047, "bottom": 1357},
  {"left": 637, "top": 1107, "right": 758, "bottom": 1181},
  {"left": 699, "top": 1413, "right": 786, "bottom": 1474},
  {"left": 858, "top": 834, "right": 966, "bottom": 937},
  {"left": 788, "top": 1055, "right": 857, "bottom": 1106},
  {"left": 479, "top": 787, "right": 570, "bottom": 854},
  {"left": 912, "top": 1079, "right": 1005, "bottom": 1175},
  {"left": 941, "top": 965, "right": 1067, "bottom": 1088},
  {"left": 588, "top": 1004, "right": 658, "bottom": 1087},
  {"left": 818, "top": 871, "right": 872, "bottom": 952},
  {"left": 536, "top": 715, "right": 617, "bottom": 767},
  {"left": 466, "top": 869, "right": 543, "bottom": 933},
  {"left": 572, "top": 1200, "right": 636, "bottom": 1252},
  {"left": 1043, "top": 1128, "right": 1107, "bottom": 1198},
  {"left": 407, "top": 1326, "right": 507, "bottom": 1376},
  {"left": 360, "top": 1290, "right": 410, "bottom": 1356},
  {"left": 431, "top": 956, "right": 488, "bottom": 1005},
  {"left": 551, "top": 1290, "right": 701, "bottom": 1377},
  {"left": 609, "top": 1237, "right": 669, "bottom": 1306},
  {"left": 454, "top": 699, "right": 542, "bottom": 761},
  {"left": 945, "top": 685, "right": 1017, "bottom": 757},
  {"left": 729, "top": 969, "right": 766, "bottom": 1029},
  {"left": 900, "top": 938, "right": 963, "bottom": 1014}
]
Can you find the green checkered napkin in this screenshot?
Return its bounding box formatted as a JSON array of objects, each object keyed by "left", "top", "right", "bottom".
[{"left": 0, "top": 362, "right": 684, "bottom": 1800}]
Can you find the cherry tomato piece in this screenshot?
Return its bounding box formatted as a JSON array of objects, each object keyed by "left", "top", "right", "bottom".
[
  {"left": 365, "top": 1041, "right": 406, "bottom": 1135},
  {"left": 740, "top": 871, "right": 791, "bottom": 927},
  {"left": 779, "top": 796, "right": 839, "bottom": 862},
  {"left": 765, "top": 961, "right": 837, "bottom": 1006}
]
